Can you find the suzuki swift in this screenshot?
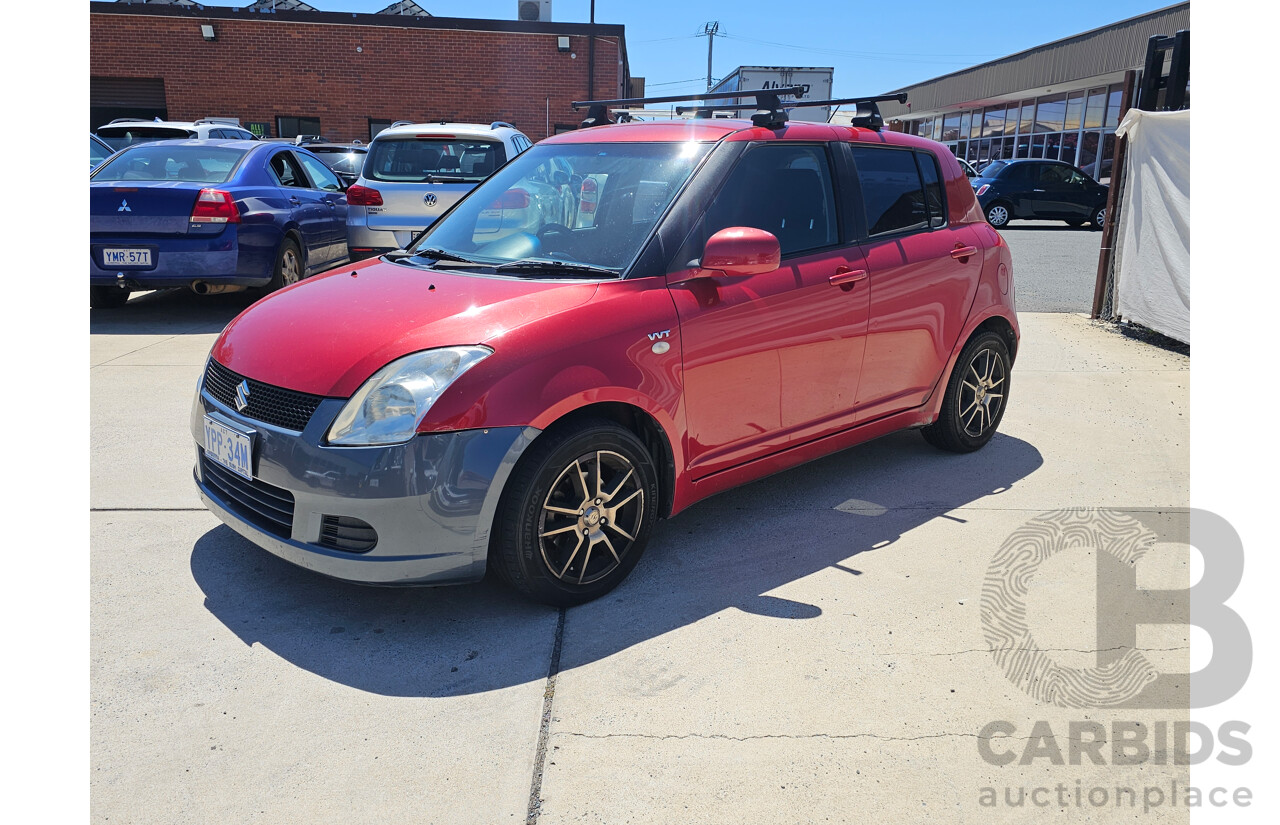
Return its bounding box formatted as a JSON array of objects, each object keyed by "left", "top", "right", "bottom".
[{"left": 192, "top": 95, "right": 1018, "bottom": 606}]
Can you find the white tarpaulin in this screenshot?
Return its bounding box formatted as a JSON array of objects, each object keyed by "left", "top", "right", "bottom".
[{"left": 1114, "top": 108, "right": 1190, "bottom": 343}]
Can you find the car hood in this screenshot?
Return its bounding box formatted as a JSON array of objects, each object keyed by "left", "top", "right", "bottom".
[{"left": 211, "top": 257, "right": 599, "bottom": 397}]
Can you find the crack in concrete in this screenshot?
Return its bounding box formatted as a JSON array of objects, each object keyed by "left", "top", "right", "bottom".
[
  {"left": 554, "top": 731, "right": 1101, "bottom": 744},
  {"left": 870, "top": 645, "right": 1190, "bottom": 658}
]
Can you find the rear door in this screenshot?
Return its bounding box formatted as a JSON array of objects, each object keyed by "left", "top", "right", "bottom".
[
  {"left": 268, "top": 150, "right": 330, "bottom": 270},
  {"left": 848, "top": 144, "right": 984, "bottom": 421},
  {"left": 669, "top": 142, "right": 870, "bottom": 478},
  {"left": 360, "top": 136, "right": 506, "bottom": 246}
]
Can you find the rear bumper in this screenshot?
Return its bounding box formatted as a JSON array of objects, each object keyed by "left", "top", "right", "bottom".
[
  {"left": 190, "top": 381, "right": 539, "bottom": 585},
  {"left": 90, "top": 226, "right": 274, "bottom": 288}
]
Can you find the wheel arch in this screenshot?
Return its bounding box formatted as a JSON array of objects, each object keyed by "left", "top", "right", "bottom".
[{"left": 527, "top": 401, "right": 678, "bottom": 519}]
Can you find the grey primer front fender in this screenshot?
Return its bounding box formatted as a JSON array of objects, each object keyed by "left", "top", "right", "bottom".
[{"left": 192, "top": 389, "right": 540, "bottom": 586}]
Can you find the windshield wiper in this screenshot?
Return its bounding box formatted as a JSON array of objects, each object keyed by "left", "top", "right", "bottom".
[
  {"left": 424, "top": 173, "right": 480, "bottom": 183},
  {"left": 494, "top": 259, "right": 621, "bottom": 279},
  {"left": 413, "top": 248, "right": 480, "bottom": 264}
]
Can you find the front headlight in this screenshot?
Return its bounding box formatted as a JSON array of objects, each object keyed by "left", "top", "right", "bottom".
[{"left": 326, "top": 346, "right": 492, "bottom": 446}]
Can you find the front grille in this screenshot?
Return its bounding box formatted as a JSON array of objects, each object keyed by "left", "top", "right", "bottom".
[
  {"left": 200, "top": 453, "right": 295, "bottom": 540},
  {"left": 203, "top": 359, "right": 325, "bottom": 432},
  {"left": 319, "top": 515, "right": 378, "bottom": 553}
]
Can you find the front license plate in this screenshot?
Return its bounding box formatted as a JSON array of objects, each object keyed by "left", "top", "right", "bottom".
[
  {"left": 204, "top": 416, "right": 253, "bottom": 481},
  {"left": 103, "top": 247, "right": 152, "bottom": 267}
]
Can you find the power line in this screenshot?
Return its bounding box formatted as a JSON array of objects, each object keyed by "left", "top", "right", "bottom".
[{"left": 718, "top": 33, "right": 1002, "bottom": 65}]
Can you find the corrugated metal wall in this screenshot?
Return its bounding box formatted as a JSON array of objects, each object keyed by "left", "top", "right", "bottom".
[{"left": 879, "top": 3, "right": 1189, "bottom": 118}]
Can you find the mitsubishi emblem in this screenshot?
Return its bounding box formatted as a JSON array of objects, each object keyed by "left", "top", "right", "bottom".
[
  {"left": 234, "top": 380, "right": 251, "bottom": 412},
  {"left": 118, "top": 199, "right": 131, "bottom": 212}
]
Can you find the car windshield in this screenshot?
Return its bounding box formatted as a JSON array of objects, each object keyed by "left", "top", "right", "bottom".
[
  {"left": 407, "top": 141, "right": 712, "bottom": 275},
  {"left": 311, "top": 148, "right": 367, "bottom": 175},
  {"left": 364, "top": 137, "right": 507, "bottom": 183},
  {"left": 979, "top": 160, "right": 1008, "bottom": 177},
  {"left": 97, "top": 126, "right": 197, "bottom": 151},
  {"left": 91, "top": 145, "right": 247, "bottom": 183}
]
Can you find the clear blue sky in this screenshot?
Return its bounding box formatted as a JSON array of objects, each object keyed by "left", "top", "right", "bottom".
[{"left": 194, "top": 1, "right": 1177, "bottom": 95}]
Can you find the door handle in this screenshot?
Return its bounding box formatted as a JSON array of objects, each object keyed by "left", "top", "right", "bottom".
[
  {"left": 829, "top": 267, "right": 868, "bottom": 287},
  {"left": 950, "top": 245, "right": 978, "bottom": 260},
  {"left": 324, "top": 200, "right": 335, "bottom": 208},
  {"left": 288, "top": 196, "right": 301, "bottom": 205},
  {"left": 1032, "top": 188, "right": 1046, "bottom": 192}
]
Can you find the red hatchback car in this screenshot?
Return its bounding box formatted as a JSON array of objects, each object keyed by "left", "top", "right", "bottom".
[{"left": 192, "top": 97, "right": 1018, "bottom": 606}]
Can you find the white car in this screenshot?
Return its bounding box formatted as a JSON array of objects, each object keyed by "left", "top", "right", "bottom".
[
  {"left": 344, "top": 121, "right": 533, "bottom": 259},
  {"left": 95, "top": 118, "right": 258, "bottom": 151}
]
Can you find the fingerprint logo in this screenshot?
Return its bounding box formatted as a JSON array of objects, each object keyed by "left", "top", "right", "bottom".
[{"left": 981, "top": 509, "right": 1161, "bottom": 707}]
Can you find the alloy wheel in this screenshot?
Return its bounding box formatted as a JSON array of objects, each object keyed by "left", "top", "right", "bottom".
[
  {"left": 959, "top": 347, "right": 1006, "bottom": 438},
  {"left": 987, "top": 205, "right": 1009, "bottom": 226},
  {"left": 281, "top": 248, "right": 302, "bottom": 286},
  {"left": 538, "top": 450, "right": 645, "bottom": 586}
]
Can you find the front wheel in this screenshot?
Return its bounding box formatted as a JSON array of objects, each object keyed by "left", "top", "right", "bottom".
[
  {"left": 90, "top": 286, "right": 130, "bottom": 309},
  {"left": 491, "top": 419, "right": 660, "bottom": 606},
  {"left": 921, "top": 331, "right": 1011, "bottom": 453},
  {"left": 985, "top": 202, "right": 1011, "bottom": 228},
  {"left": 1091, "top": 205, "right": 1106, "bottom": 230}
]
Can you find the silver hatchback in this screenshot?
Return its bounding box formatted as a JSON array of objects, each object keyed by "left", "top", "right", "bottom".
[{"left": 345, "top": 121, "right": 532, "bottom": 259}]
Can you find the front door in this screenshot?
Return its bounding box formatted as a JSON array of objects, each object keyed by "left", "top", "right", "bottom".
[
  {"left": 295, "top": 152, "right": 351, "bottom": 266},
  {"left": 269, "top": 150, "right": 330, "bottom": 272},
  {"left": 669, "top": 142, "right": 870, "bottom": 478}
]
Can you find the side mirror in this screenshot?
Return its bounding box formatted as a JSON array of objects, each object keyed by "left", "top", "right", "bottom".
[{"left": 699, "top": 227, "right": 780, "bottom": 278}]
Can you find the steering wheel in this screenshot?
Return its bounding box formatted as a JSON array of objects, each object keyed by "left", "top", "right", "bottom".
[{"left": 536, "top": 223, "right": 572, "bottom": 253}]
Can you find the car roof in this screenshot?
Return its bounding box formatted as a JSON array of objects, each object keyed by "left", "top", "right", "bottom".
[
  {"left": 112, "top": 138, "right": 265, "bottom": 150},
  {"left": 373, "top": 122, "right": 523, "bottom": 139},
  {"left": 542, "top": 117, "right": 945, "bottom": 150},
  {"left": 301, "top": 143, "right": 368, "bottom": 151}
]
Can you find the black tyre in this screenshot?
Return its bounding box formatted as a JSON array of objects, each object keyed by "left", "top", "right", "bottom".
[
  {"left": 90, "top": 286, "right": 130, "bottom": 309},
  {"left": 1090, "top": 205, "right": 1106, "bottom": 230},
  {"left": 985, "top": 202, "right": 1012, "bottom": 228},
  {"left": 921, "top": 331, "right": 1011, "bottom": 453},
  {"left": 491, "top": 418, "right": 660, "bottom": 606},
  {"left": 264, "top": 237, "right": 303, "bottom": 293}
]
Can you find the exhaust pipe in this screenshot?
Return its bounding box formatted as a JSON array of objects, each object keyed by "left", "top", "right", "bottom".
[{"left": 191, "top": 281, "right": 248, "bottom": 295}]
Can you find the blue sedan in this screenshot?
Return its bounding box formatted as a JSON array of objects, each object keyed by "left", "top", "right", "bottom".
[{"left": 90, "top": 140, "right": 350, "bottom": 309}]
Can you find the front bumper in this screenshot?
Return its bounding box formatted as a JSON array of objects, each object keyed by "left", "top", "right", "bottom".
[{"left": 191, "top": 383, "right": 538, "bottom": 585}]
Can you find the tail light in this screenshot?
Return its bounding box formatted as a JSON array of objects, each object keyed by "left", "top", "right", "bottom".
[
  {"left": 579, "top": 177, "right": 598, "bottom": 213},
  {"left": 976, "top": 184, "right": 990, "bottom": 196},
  {"left": 491, "top": 188, "right": 530, "bottom": 209},
  {"left": 190, "top": 189, "right": 241, "bottom": 224},
  {"left": 347, "top": 184, "right": 384, "bottom": 206}
]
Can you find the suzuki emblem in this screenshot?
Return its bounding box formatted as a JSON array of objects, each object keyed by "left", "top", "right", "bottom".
[
  {"left": 424, "top": 193, "right": 438, "bottom": 207},
  {"left": 234, "top": 380, "right": 251, "bottom": 412},
  {"left": 118, "top": 199, "right": 131, "bottom": 212}
]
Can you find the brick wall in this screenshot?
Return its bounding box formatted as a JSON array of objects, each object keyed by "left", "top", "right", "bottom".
[{"left": 90, "top": 12, "right": 625, "bottom": 142}]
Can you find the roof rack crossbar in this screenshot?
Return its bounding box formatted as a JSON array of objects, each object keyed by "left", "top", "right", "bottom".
[
  {"left": 675, "top": 94, "right": 909, "bottom": 130},
  {"left": 572, "top": 86, "right": 805, "bottom": 129}
]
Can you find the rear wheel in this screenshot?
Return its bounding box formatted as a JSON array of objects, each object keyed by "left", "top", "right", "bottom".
[
  {"left": 491, "top": 419, "right": 659, "bottom": 606},
  {"left": 90, "top": 286, "right": 130, "bottom": 309},
  {"left": 264, "top": 238, "right": 303, "bottom": 293},
  {"left": 1090, "top": 205, "right": 1106, "bottom": 230},
  {"left": 921, "top": 331, "right": 1011, "bottom": 453}
]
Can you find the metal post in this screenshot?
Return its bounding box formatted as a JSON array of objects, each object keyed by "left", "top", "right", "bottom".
[
  {"left": 587, "top": 1, "right": 596, "bottom": 104},
  {"left": 1091, "top": 69, "right": 1136, "bottom": 319},
  {"left": 702, "top": 22, "right": 720, "bottom": 91}
]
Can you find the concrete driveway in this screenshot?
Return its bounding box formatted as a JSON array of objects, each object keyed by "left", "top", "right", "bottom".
[{"left": 91, "top": 288, "right": 1189, "bottom": 823}]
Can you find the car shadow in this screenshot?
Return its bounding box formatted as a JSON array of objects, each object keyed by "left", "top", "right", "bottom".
[
  {"left": 999, "top": 223, "right": 1097, "bottom": 233},
  {"left": 190, "top": 430, "right": 1043, "bottom": 697},
  {"left": 90, "top": 287, "right": 258, "bottom": 336}
]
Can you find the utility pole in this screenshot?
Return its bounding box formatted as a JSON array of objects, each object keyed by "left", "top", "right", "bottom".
[
  {"left": 700, "top": 21, "right": 720, "bottom": 91},
  {"left": 587, "top": 0, "right": 596, "bottom": 104}
]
